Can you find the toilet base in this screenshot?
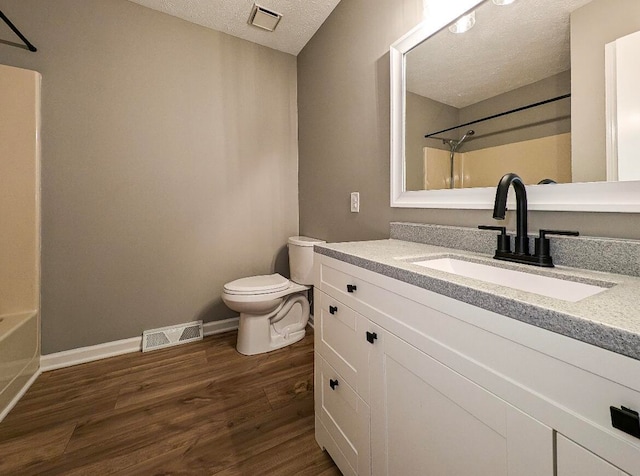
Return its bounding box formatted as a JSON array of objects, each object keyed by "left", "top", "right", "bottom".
[
  {"left": 237, "top": 326, "right": 307, "bottom": 356},
  {"left": 236, "top": 293, "right": 309, "bottom": 356},
  {"left": 269, "top": 326, "right": 306, "bottom": 350}
]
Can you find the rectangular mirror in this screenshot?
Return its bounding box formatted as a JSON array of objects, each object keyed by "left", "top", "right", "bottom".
[{"left": 390, "top": 0, "right": 640, "bottom": 211}]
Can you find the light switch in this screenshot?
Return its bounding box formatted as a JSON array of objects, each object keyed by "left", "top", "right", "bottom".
[{"left": 350, "top": 192, "right": 360, "bottom": 213}]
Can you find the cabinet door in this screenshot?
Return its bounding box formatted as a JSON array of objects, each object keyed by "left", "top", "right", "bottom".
[
  {"left": 370, "top": 329, "right": 553, "bottom": 476},
  {"left": 557, "top": 434, "right": 630, "bottom": 476}
]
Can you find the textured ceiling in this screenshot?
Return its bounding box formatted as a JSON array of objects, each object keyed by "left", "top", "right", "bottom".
[
  {"left": 126, "top": 0, "right": 341, "bottom": 55},
  {"left": 406, "top": 0, "right": 593, "bottom": 108}
]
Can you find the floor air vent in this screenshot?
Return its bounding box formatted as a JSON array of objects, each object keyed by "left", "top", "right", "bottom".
[{"left": 142, "top": 320, "right": 203, "bottom": 352}]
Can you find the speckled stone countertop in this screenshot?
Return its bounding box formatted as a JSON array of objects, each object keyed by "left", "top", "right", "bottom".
[{"left": 314, "top": 239, "right": 640, "bottom": 360}]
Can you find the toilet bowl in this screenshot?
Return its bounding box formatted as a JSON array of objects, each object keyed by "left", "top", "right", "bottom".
[{"left": 222, "top": 236, "right": 325, "bottom": 355}]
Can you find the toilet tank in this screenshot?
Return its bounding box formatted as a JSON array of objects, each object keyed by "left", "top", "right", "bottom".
[{"left": 288, "top": 236, "right": 325, "bottom": 285}]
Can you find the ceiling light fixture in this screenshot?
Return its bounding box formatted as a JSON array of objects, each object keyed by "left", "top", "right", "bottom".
[
  {"left": 492, "top": 0, "right": 516, "bottom": 5},
  {"left": 248, "top": 3, "right": 282, "bottom": 32},
  {"left": 449, "top": 11, "right": 476, "bottom": 34}
]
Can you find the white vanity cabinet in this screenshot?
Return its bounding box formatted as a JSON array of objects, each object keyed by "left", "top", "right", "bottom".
[{"left": 313, "top": 253, "right": 640, "bottom": 476}]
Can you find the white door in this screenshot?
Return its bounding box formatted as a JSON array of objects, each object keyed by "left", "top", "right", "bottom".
[
  {"left": 605, "top": 30, "right": 640, "bottom": 182},
  {"left": 370, "top": 328, "right": 553, "bottom": 476}
]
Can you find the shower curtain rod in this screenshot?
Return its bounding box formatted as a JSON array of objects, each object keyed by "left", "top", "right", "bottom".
[
  {"left": 0, "top": 10, "right": 37, "bottom": 52},
  {"left": 424, "top": 93, "right": 570, "bottom": 139}
]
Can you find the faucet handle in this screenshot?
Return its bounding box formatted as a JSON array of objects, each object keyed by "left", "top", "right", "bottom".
[
  {"left": 538, "top": 229, "right": 580, "bottom": 239},
  {"left": 534, "top": 229, "right": 580, "bottom": 266},
  {"left": 478, "top": 225, "right": 511, "bottom": 253},
  {"left": 478, "top": 225, "right": 506, "bottom": 232}
]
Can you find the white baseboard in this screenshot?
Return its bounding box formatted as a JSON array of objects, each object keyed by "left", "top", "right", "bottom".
[
  {"left": 40, "top": 336, "right": 142, "bottom": 372},
  {"left": 0, "top": 369, "right": 41, "bottom": 423},
  {"left": 41, "top": 317, "right": 240, "bottom": 372},
  {"left": 203, "top": 316, "right": 239, "bottom": 336}
]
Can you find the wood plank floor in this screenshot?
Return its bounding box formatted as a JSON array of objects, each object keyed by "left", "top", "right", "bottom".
[{"left": 0, "top": 328, "right": 340, "bottom": 475}]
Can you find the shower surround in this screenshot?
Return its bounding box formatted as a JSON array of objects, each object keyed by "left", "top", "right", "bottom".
[{"left": 0, "top": 64, "right": 41, "bottom": 421}]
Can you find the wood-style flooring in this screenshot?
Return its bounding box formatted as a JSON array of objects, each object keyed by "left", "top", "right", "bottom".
[{"left": 0, "top": 328, "right": 340, "bottom": 475}]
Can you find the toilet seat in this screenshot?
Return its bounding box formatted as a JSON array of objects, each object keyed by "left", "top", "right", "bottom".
[{"left": 223, "top": 273, "right": 290, "bottom": 295}]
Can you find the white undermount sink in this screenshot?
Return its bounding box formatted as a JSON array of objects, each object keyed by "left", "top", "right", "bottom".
[{"left": 412, "top": 257, "right": 610, "bottom": 303}]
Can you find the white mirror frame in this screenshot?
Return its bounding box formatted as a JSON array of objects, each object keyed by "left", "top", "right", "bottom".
[{"left": 390, "top": 0, "right": 640, "bottom": 212}]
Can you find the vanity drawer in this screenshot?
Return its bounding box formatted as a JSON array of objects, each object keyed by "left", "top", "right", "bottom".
[
  {"left": 316, "top": 290, "right": 373, "bottom": 402},
  {"left": 318, "top": 260, "right": 400, "bottom": 322},
  {"left": 315, "top": 353, "right": 371, "bottom": 476}
]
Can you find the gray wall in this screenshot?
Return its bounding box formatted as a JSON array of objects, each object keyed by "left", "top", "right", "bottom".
[
  {"left": 298, "top": 0, "right": 640, "bottom": 245},
  {"left": 0, "top": 0, "right": 299, "bottom": 353},
  {"left": 571, "top": 0, "right": 640, "bottom": 183},
  {"left": 405, "top": 91, "right": 459, "bottom": 191},
  {"left": 458, "top": 70, "right": 571, "bottom": 153}
]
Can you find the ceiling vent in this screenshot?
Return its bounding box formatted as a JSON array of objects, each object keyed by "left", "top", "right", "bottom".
[{"left": 248, "top": 4, "right": 282, "bottom": 32}]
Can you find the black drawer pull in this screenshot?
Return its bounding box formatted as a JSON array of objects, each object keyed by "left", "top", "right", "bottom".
[
  {"left": 329, "top": 305, "right": 337, "bottom": 315},
  {"left": 347, "top": 284, "right": 357, "bottom": 293},
  {"left": 329, "top": 379, "right": 339, "bottom": 390},
  {"left": 366, "top": 331, "right": 378, "bottom": 344},
  {"left": 611, "top": 405, "right": 640, "bottom": 439}
]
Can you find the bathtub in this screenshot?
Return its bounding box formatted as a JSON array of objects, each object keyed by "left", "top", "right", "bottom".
[
  {"left": 0, "top": 311, "right": 40, "bottom": 421},
  {"left": 0, "top": 64, "right": 42, "bottom": 422}
]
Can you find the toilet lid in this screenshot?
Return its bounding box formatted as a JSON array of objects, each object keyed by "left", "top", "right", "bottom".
[
  {"left": 224, "top": 273, "right": 290, "bottom": 295},
  {"left": 288, "top": 236, "right": 326, "bottom": 247}
]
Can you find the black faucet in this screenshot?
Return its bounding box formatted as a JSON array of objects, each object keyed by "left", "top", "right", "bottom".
[
  {"left": 493, "top": 173, "right": 529, "bottom": 256},
  {"left": 480, "top": 172, "right": 579, "bottom": 267}
]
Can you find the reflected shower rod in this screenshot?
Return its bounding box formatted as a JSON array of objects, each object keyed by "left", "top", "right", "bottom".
[
  {"left": 0, "top": 10, "right": 37, "bottom": 52},
  {"left": 424, "top": 93, "right": 570, "bottom": 139}
]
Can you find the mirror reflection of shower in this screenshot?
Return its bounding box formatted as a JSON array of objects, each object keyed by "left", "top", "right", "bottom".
[{"left": 443, "top": 130, "right": 474, "bottom": 189}]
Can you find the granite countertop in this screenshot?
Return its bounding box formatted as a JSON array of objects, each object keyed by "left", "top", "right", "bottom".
[{"left": 315, "top": 239, "right": 640, "bottom": 360}]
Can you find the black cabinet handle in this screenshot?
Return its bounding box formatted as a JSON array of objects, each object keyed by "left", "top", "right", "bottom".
[
  {"left": 329, "top": 305, "right": 337, "bottom": 315},
  {"left": 347, "top": 284, "right": 357, "bottom": 293},
  {"left": 329, "top": 379, "right": 339, "bottom": 390},
  {"left": 366, "top": 331, "right": 378, "bottom": 344},
  {"left": 611, "top": 405, "right": 640, "bottom": 439}
]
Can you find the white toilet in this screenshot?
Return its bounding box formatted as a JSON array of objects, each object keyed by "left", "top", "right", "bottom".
[{"left": 222, "top": 236, "right": 325, "bottom": 355}]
